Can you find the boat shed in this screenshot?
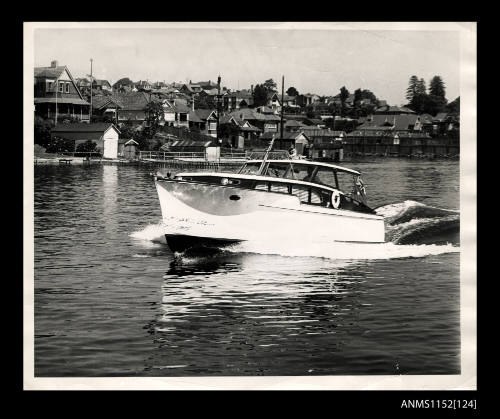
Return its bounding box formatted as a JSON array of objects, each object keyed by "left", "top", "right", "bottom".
[
  {"left": 258, "top": 131, "right": 310, "bottom": 155},
  {"left": 162, "top": 139, "right": 221, "bottom": 161},
  {"left": 51, "top": 123, "right": 121, "bottom": 159}
]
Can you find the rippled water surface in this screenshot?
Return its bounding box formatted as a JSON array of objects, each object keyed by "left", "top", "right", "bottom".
[{"left": 34, "top": 158, "right": 460, "bottom": 376}]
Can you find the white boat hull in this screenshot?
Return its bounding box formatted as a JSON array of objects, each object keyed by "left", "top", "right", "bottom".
[{"left": 155, "top": 180, "right": 385, "bottom": 251}]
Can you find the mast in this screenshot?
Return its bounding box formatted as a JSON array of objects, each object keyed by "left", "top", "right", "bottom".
[{"left": 258, "top": 133, "right": 276, "bottom": 175}]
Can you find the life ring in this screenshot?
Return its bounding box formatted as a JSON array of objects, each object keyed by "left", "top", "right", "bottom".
[{"left": 332, "top": 190, "right": 341, "bottom": 209}]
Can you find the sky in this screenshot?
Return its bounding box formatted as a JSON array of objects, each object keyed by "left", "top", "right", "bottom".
[{"left": 33, "top": 23, "right": 461, "bottom": 105}]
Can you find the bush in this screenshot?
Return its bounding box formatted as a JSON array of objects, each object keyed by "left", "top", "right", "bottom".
[
  {"left": 45, "top": 137, "right": 75, "bottom": 153},
  {"left": 34, "top": 116, "right": 54, "bottom": 147},
  {"left": 76, "top": 140, "right": 98, "bottom": 153}
]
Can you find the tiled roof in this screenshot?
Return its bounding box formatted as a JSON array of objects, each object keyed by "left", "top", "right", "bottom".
[
  {"left": 52, "top": 122, "right": 120, "bottom": 133},
  {"left": 34, "top": 98, "right": 90, "bottom": 105},
  {"left": 195, "top": 109, "right": 216, "bottom": 120},
  {"left": 358, "top": 114, "right": 422, "bottom": 130},
  {"left": 284, "top": 119, "right": 306, "bottom": 127},
  {"left": 188, "top": 111, "right": 203, "bottom": 123},
  {"left": 110, "top": 92, "right": 153, "bottom": 110},
  {"left": 34, "top": 66, "right": 66, "bottom": 79},
  {"left": 260, "top": 131, "right": 309, "bottom": 140},
  {"left": 375, "top": 105, "right": 415, "bottom": 114},
  {"left": 229, "top": 108, "right": 263, "bottom": 121},
  {"left": 170, "top": 139, "right": 217, "bottom": 148}
]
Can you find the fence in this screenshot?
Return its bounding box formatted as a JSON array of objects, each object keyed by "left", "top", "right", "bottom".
[
  {"left": 58, "top": 151, "right": 102, "bottom": 158},
  {"left": 139, "top": 151, "right": 206, "bottom": 161}
]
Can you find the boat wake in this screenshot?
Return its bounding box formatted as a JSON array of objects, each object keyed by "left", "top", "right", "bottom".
[{"left": 130, "top": 200, "right": 459, "bottom": 260}]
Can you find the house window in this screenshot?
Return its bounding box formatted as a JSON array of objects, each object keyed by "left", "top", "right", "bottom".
[
  {"left": 65, "top": 83, "right": 70, "bottom": 93},
  {"left": 58, "top": 82, "right": 63, "bottom": 93},
  {"left": 46, "top": 81, "right": 53, "bottom": 92},
  {"left": 209, "top": 122, "right": 217, "bottom": 131}
]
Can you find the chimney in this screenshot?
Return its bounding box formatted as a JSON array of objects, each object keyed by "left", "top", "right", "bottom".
[{"left": 51, "top": 60, "right": 58, "bottom": 68}]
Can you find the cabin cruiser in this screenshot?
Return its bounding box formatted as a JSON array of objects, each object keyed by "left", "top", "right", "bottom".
[{"left": 154, "top": 156, "right": 385, "bottom": 253}]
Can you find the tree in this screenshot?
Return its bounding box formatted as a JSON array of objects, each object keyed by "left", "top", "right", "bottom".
[
  {"left": 446, "top": 97, "right": 460, "bottom": 115},
  {"left": 262, "top": 79, "right": 277, "bottom": 93},
  {"left": 339, "top": 86, "right": 350, "bottom": 117},
  {"left": 409, "top": 93, "right": 447, "bottom": 116},
  {"left": 144, "top": 101, "right": 164, "bottom": 138},
  {"left": 354, "top": 89, "right": 362, "bottom": 105},
  {"left": 429, "top": 76, "right": 446, "bottom": 98},
  {"left": 112, "top": 77, "right": 134, "bottom": 89},
  {"left": 252, "top": 84, "right": 269, "bottom": 107},
  {"left": 286, "top": 86, "right": 299, "bottom": 97},
  {"left": 195, "top": 94, "right": 216, "bottom": 110},
  {"left": 416, "top": 78, "right": 426, "bottom": 95},
  {"left": 406, "top": 75, "right": 419, "bottom": 102}
]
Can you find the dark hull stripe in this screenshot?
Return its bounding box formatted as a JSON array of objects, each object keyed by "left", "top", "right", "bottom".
[{"left": 165, "top": 234, "right": 243, "bottom": 253}]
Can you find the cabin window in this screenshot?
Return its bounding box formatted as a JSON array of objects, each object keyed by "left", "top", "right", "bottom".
[
  {"left": 270, "top": 183, "right": 289, "bottom": 194},
  {"left": 239, "top": 163, "right": 261, "bottom": 175},
  {"left": 254, "top": 181, "right": 268, "bottom": 191},
  {"left": 310, "top": 189, "right": 322, "bottom": 204},
  {"left": 292, "top": 185, "right": 310, "bottom": 203}
]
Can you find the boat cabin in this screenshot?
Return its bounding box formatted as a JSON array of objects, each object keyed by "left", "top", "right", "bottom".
[{"left": 172, "top": 160, "right": 374, "bottom": 214}]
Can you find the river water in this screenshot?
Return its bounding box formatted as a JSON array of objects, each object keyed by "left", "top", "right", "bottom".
[{"left": 33, "top": 158, "right": 460, "bottom": 376}]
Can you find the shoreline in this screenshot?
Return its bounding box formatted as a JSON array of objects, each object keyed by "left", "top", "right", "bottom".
[{"left": 34, "top": 154, "right": 460, "bottom": 166}]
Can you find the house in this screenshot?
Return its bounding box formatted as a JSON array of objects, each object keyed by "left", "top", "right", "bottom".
[
  {"left": 259, "top": 131, "right": 310, "bottom": 155},
  {"left": 34, "top": 60, "right": 91, "bottom": 122},
  {"left": 219, "top": 114, "right": 261, "bottom": 148},
  {"left": 51, "top": 123, "right": 120, "bottom": 158},
  {"left": 296, "top": 94, "right": 320, "bottom": 107},
  {"left": 134, "top": 80, "right": 152, "bottom": 91},
  {"left": 179, "top": 83, "right": 203, "bottom": 96},
  {"left": 357, "top": 114, "right": 425, "bottom": 132},
  {"left": 91, "top": 95, "right": 123, "bottom": 122},
  {"left": 162, "top": 99, "right": 191, "bottom": 128},
  {"left": 229, "top": 108, "right": 281, "bottom": 134},
  {"left": 255, "top": 105, "right": 277, "bottom": 115},
  {"left": 223, "top": 90, "right": 253, "bottom": 111},
  {"left": 303, "top": 129, "right": 345, "bottom": 160},
  {"left": 113, "top": 92, "right": 156, "bottom": 124},
  {"left": 267, "top": 92, "right": 298, "bottom": 109},
  {"left": 284, "top": 119, "right": 307, "bottom": 132},
  {"left": 189, "top": 109, "right": 218, "bottom": 137},
  {"left": 92, "top": 79, "right": 113, "bottom": 92}
]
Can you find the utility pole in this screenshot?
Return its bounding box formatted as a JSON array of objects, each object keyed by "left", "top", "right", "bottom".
[
  {"left": 55, "top": 79, "right": 58, "bottom": 125},
  {"left": 280, "top": 75, "right": 284, "bottom": 140},
  {"left": 216, "top": 75, "right": 221, "bottom": 144},
  {"left": 90, "top": 58, "right": 93, "bottom": 122}
]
